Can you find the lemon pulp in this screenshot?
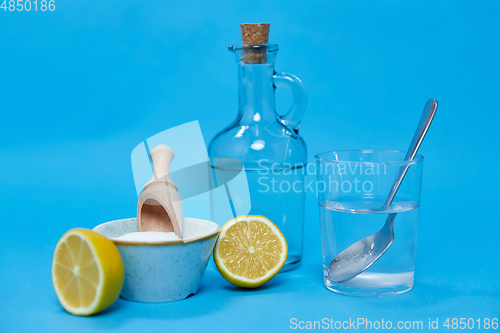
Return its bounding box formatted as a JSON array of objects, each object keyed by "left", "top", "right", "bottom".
[
  {"left": 214, "top": 215, "right": 287, "bottom": 288},
  {"left": 52, "top": 229, "right": 124, "bottom": 316}
]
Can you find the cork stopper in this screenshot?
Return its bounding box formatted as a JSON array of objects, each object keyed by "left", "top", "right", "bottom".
[
  {"left": 240, "top": 23, "right": 270, "bottom": 64},
  {"left": 240, "top": 23, "right": 270, "bottom": 45}
]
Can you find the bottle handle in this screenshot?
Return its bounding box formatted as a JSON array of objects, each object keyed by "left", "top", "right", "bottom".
[{"left": 273, "top": 72, "right": 308, "bottom": 133}]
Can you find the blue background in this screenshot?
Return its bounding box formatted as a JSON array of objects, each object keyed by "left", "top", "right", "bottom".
[{"left": 1, "top": 0, "right": 499, "bottom": 332}]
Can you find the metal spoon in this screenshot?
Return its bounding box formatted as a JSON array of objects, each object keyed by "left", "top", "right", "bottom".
[{"left": 328, "top": 99, "right": 438, "bottom": 283}]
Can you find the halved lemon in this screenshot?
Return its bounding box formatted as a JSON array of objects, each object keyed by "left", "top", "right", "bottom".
[
  {"left": 213, "top": 215, "right": 288, "bottom": 288},
  {"left": 52, "top": 228, "right": 124, "bottom": 316}
]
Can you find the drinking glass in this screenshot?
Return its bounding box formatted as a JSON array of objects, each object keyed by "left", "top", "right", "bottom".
[{"left": 315, "top": 150, "right": 424, "bottom": 297}]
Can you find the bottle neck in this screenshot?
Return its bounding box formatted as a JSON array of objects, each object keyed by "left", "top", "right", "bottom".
[{"left": 237, "top": 63, "right": 276, "bottom": 124}]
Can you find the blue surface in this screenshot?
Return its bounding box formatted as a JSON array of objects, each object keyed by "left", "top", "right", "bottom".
[{"left": 1, "top": 1, "right": 499, "bottom": 332}]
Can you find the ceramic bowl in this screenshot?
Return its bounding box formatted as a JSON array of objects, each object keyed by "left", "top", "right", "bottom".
[{"left": 93, "top": 217, "right": 219, "bottom": 303}]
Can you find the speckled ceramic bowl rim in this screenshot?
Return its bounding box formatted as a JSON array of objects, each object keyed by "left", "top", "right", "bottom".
[{"left": 93, "top": 218, "right": 220, "bottom": 246}]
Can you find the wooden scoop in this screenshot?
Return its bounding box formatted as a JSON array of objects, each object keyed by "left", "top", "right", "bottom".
[{"left": 137, "top": 145, "right": 183, "bottom": 238}]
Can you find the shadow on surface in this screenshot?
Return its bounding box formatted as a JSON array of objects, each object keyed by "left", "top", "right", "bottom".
[{"left": 221, "top": 276, "right": 285, "bottom": 293}]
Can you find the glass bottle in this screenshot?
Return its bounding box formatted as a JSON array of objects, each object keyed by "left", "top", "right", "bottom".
[{"left": 208, "top": 44, "right": 307, "bottom": 271}]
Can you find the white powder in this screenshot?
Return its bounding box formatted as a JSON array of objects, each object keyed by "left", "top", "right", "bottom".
[{"left": 112, "top": 231, "right": 180, "bottom": 242}]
